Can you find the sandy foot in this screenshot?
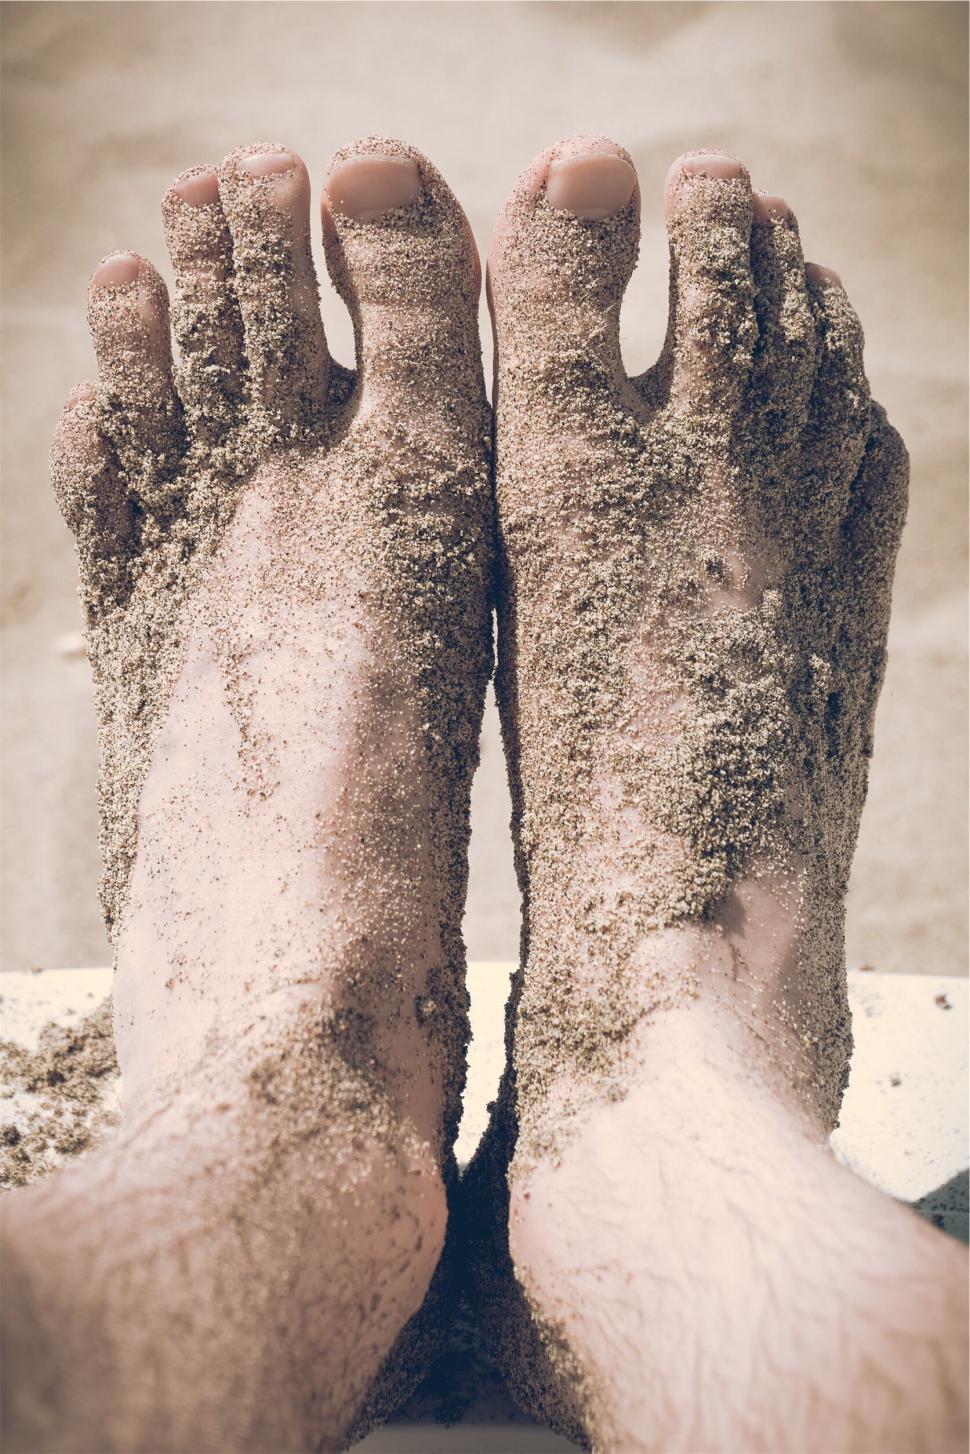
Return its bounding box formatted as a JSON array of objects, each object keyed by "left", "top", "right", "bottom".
[
  {"left": 5, "top": 138, "right": 491, "bottom": 1453},
  {"left": 465, "top": 138, "right": 965, "bottom": 1453}
]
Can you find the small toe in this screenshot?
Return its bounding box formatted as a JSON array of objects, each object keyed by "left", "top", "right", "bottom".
[
  {"left": 163, "top": 165, "right": 247, "bottom": 439},
  {"left": 321, "top": 138, "right": 483, "bottom": 429},
  {"left": 661, "top": 150, "right": 758, "bottom": 414},
  {"left": 803, "top": 263, "right": 871, "bottom": 498},
  {"left": 834, "top": 403, "right": 909, "bottom": 736},
  {"left": 65, "top": 381, "right": 97, "bottom": 410},
  {"left": 87, "top": 252, "right": 184, "bottom": 498},
  {"left": 805, "top": 262, "right": 843, "bottom": 288},
  {"left": 217, "top": 144, "right": 329, "bottom": 438},
  {"left": 488, "top": 135, "right": 640, "bottom": 395},
  {"left": 842, "top": 401, "right": 909, "bottom": 574},
  {"left": 749, "top": 192, "right": 816, "bottom": 454},
  {"left": 751, "top": 192, "right": 795, "bottom": 227},
  {"left": 51, "top": 383, "right": 135, "bottom": 605}
]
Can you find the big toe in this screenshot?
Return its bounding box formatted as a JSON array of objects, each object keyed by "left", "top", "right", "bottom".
[
  {"left": 488, "top": 135, "right": 639, "bottom": 392},
  {"left": 321, "top": 138, "right": 484, "bottom": 426}
]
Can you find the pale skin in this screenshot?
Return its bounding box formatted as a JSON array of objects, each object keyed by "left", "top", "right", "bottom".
[
  {"left": 1, "top": 135, "right": 966, "bottom": 1454},
  {"left": 484, "top": 139, "right": 969, "bottom": 1454},
  {"left": 3, "top": 143, "right": 490, "bottom": 1454}
]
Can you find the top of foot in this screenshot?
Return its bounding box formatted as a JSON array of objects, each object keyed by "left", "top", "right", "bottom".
[
  {"left": 50, "top": 139, "right": 492, "bottom": 1153},
  {"left": 487, "top": 137, "right": 908, "bottom": 1139},
  {"left": 465, "top": 134, "right": 910, "bottom": 1453}
]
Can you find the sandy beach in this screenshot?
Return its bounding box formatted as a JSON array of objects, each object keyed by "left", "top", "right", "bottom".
[{"left": 1, "top": 1, "right": 966, "bottom": 977}]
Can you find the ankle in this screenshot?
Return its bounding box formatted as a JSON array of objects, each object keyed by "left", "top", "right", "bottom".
[
  {"left": 628, "top": 996, "right": 833, "bottom": 1143},
  {"left": 119, "top": 975, "right": 456, "bottom": 1155},
  {"left": 626, "top": 892, "right": 850, "bottom": 1132}
]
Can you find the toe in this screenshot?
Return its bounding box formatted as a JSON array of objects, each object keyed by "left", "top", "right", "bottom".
[
  {"left": 87, "top": 251, "right": 184, "bottom": 499},
  {"left": 163, "top": 165, "right": 247, "bottom": 440},
  {"left": 805, "top": 262, "right": 842, "bottom": 288},
  {"left": 321, "top": 138, "right": 484, "bottom": 430},
  {"left": 842, "top": 401, "right": 909, "bottom": 578},
  {"left": 832, "top": 402, "right": 909, "bottom": 754},
  {"left": 803, "top": 263, "right": 872, "bottom": 505},
  {"left": 217, "top": 144, "right": 329, "bottom": 439},
  {"left": 748, "top": 193, "right": 816, "bottom": 456},
  {"left": 661, "top": 150, "right": 758, "bottom": 414},
  {"left": 488, "top": 135, "right": 640, "bottom": 396},
  {"left": 51, "top": 383, "right": 134, "bottom": 606},
  {"left": 545, "top": 147, "right": 641, "bottom": 221}
]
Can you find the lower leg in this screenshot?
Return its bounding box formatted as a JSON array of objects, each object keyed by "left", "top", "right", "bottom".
[
  {"left": 3, "top": 996, "right": 446, "bottom": 1454},
  {"left": 509, "top": 991, "right": 968, "bottom": 1454}
]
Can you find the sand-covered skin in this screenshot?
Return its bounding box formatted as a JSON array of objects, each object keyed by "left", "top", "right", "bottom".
[
  {"left": 37, "top": 138, "right": 493, "bottom": 1449},
  {"left": 49, "top": 136, "right": 491, "bottom": 1139},
  {"left": 464, "top": 142, "right": 909, "bottom": 1445}
]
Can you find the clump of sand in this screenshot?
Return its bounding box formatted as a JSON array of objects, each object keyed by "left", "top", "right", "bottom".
[{"left": 0, "top": 1002, "right": 120, "bottom": 1190}]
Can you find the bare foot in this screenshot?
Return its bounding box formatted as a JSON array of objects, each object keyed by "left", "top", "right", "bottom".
[
  {"left": 3, "top": 139, "right": 490, "bottom": 1453},
  {"left": 466, "top": 138, "right": 967, "bottom": 1453}
]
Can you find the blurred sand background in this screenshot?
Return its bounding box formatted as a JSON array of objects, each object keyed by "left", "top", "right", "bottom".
[{"left": 1, "top": 1, "right": 967, "bottom": 978}]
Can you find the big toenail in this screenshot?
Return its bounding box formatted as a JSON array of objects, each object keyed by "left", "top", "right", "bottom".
[
  {"left": 546, "top": 154, "right": 636, "bottom": 220},
  {"left": 752, "top": 192, "right": 794, "bottom": 225},
  {"left": 93, "top": 253, "right": 140, "bottom": 289},
  {"left": 237, "top": 151, "right": 296, "bottom": 178},
  {"left": 806, "top": 262, "right": 843, "bottom": 287},
  {"left": 67, "top": 383, "right": 96, "bottom": 407},
  {"left": 173, "top": 170, "right": 220, "bottom": 207},
  {"left": 325, "top": 156, "right": 422, "bottom": 221},
  {"left": 677, "top": 150, "right": 744, "bottom": 180}
]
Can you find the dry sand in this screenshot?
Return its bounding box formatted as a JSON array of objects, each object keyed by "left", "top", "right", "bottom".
[{"left": 1, "top": 1, "right": 967, "bottom": 978}]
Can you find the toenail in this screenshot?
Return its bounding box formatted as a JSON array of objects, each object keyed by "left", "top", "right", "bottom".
[
  {"left": 92, "top": 253, "right": 141, "bottom": 289},
  {"left": 237, "top": 150, "right": 296, "bottom": 179},
  {"left": 805, "top": 262, "right": 843, "bottom": 287},
  {"left": 66, "top": 382, "right": 96, "bottom": 408},
  {"left": 752, "top": 192, "right": 794, "bottom": 225},
  {"left": 173, "top": 169, "right": 220, "bottom": 207},
  {"left": 325, "top": 156, "right": 422, "bottom": 221},
  {"left": 676, "top": 150, "right": 744, "bottom": 181},
  {"left": 546, "top": 154, "right": 637, "bottom": 220}
]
